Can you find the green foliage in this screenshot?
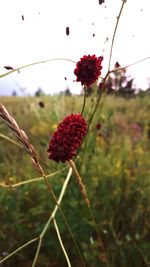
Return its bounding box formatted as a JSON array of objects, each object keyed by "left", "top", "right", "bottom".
[{"left": 0, "top": 95, "right": 150, "bottom": 267}]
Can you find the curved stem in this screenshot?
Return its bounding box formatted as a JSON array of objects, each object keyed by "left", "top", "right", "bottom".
[
  {"left": 0, "top": 58, "right": 76, "bottom": 79},
  {"left": 108, "top": 1, "right": 126, "bottom": 71},
  {"left": 110, "top": 56, "right": 150, "bottom": 73},
  {"left": 53, "top": 218, "right": 72, "bottom": 267},
  {"left": 0, "top": 168, "right": 67, "bottom": 188},
  {"left": 81, "top": 86, "right": 87, "bottom": 116}
]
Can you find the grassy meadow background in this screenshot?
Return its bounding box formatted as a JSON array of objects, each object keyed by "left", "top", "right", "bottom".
[{"left": 0, "top": 93, "right": 150, "bottom": 267}]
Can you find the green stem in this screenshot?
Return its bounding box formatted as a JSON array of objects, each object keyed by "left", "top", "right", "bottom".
[
  {"left": 53, "top": 218, "right": 72, "bottom": 267},
  {"left": 32, "top": 168, "right": 86, "bottom": 267},
  {"left": 56, "top": 204, "right": 87, "bottom": 267},
  {"left": 81, "top": 86, "right": 87, "bottom": 116},
  {"left": 31, "top": 168, "right": 72, "bottom": 266},
  {"left": 87, "top": 72, "right": 110, "bottom": 132},
  {"left": 0, "top": 168, "right": 67, "bottom": 188},
  {"left": 32, "top": 211, "right": 54, "bottom": 267},
  {"left": 108, "top": 1, "right": 126, "bottom": 71},
  {"left": 0, "top": 58, "right": 76, "bottom": 79},
  {"left": 0, "top": 237, "right": 38, "bottom": 264}
]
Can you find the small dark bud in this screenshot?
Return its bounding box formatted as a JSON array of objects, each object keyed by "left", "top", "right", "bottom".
[
  {"left": 115, "top": 62, "right": 120, "bottom": 68},
  {"left": 98, "top": 0, "right": 105, "bottom": 5},
  {"left": 38, "top": 101, "right": 45, "bottom": 108},
  {"left": 96, "top": 123, "right": 102, "bottom": 130},
  {"left": 66, "top": 27, "right": 70, "bottom": 36},
  {"left": 4, "top": 66, "right": 14, "bottom": 70}
]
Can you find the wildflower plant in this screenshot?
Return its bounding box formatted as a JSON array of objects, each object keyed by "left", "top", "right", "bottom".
[
  {"left": 47, "top": 113, "right": 87, "bottom": 163},
  {"left": 0, "top": 1, "right": 150, "bottom": 266},
  {"left": 74, "top": 54, "right": 103, "bottom": 87}
]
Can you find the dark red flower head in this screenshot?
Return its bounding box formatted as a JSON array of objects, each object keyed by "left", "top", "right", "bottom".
[
  {"left": 96, "top": 123, "right": 102, "bottom": 130},
  {"left": 74, "top": 55, "right": 103, "bottom": 87},
  {"left": 47, "top": 113, "right": 87, "bottom": 163}
]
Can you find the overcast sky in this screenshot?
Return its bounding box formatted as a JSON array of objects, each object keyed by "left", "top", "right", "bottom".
[{"left": 0, "top": 0, "right": 150, "bottom": 96}]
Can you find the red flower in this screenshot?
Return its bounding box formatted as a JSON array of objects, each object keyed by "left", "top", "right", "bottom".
[
  {"left": 47, "top": 114, "right": 87, "bottom": 163},
  {"left": 96, "top": 123, "right": 102, "bottom": 130},
  {"left": 74, "top": 55, "right": 103, "bottom": 87}
]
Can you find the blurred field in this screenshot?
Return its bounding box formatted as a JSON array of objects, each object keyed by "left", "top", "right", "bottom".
[{"left": 0, "top": 94, "right": 150, "bottom": 267}]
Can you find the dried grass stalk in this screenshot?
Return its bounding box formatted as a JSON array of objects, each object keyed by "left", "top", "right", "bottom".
[{"left": 0, "top": 104, "right": 44, "bottom": 176}]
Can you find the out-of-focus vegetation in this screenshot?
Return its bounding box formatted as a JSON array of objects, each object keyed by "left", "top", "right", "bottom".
[{"left": 0, "top": 94, "right": 150, "bottom": 267}]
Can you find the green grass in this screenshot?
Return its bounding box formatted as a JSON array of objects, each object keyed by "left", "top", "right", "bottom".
[{"left": 0, "top": 94, "right": 150, "bottom": 267}]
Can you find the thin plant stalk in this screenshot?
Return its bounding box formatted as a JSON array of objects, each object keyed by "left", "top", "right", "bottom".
[
  {"left": 0, "top": 237, "right": 39, "bottom": 264},
  {"left": 87, "top": 1, "right": 126, "bottom": 131},
  {"left": 0, "top": 133, "right": 23, "bottom": 147},
  {"left": 68, "top": 159, "right": 107, "bottom": 264},
  {"left": 53, "top": 218, "right": 72, "bottom": 267},
  {"left": 0, "top": 132, "right": 58, "bottom": 169},
  {"left": 32, "top": 167, "right": 86, "bottom": 267},
  {"left": 81, "top": 86, "right": 87, "bottom": 116},
  {"left": 0, "top": 103, "right": 63, "bottom": 211},
  {"left": 110, "top": 55, "right": 150, "bottom": 73},
  {"left": 31, "top": 169, "right": 73, "bottom": 267},
  {"left": 108, "top": 1, "right": 126, "bottom": 71},
  {"left": 68, "top": 159, "right": 90, "bottom": 207},
  {"left": 0, "top": 168, "right": 67, "bottom": 188},
  {"left": 87, "top": 71, "right": 110, "bottom": 132},
  {"left": 0, "top": 58, "right": 76, "bottom": 79}
]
